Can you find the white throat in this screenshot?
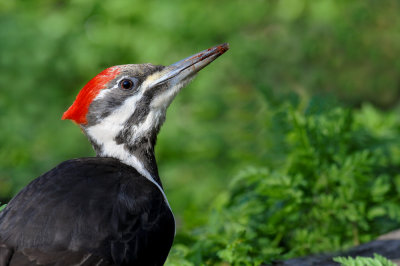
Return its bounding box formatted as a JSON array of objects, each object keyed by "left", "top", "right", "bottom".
[{"left": 85, "top": 112, "right": 171, "bottom": 211}]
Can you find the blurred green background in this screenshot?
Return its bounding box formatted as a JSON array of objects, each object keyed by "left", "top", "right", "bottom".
[{"left": 2, "top": 0, "right": 400, "bottom": 264}]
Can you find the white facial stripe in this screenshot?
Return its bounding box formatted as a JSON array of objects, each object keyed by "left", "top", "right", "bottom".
[
  {"left": 129, "top": 109, "right": 163, "bottom": 141},
  {"left": 87, "top": 84, "right": 172, "bottom": 210},
  {"left": 130, "top": 79, "right": 193, "bottom": 140},
  {"left": 88, "top": 73, "right": 154, "bottom": 148},
  {"left": 87, "top": 84, "right": 144, "bottom": 151},
  {"left": 91, "top": 75, "right": 195, "bottom": 147},
  {"left": 151, "top": 75, "right": 196, "bottom": 109},
  {"left": 93, "top": 76, "right": 129, "bottom": 101}
]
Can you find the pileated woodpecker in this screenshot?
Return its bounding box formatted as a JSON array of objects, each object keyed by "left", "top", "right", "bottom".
[{"left": 0, "top": 43, "right": 229, "bottom": 266}]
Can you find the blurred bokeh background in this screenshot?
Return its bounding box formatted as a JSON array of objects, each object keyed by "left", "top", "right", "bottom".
[{"left": 2, "top": 0, "right": 400, "bottom": 264}]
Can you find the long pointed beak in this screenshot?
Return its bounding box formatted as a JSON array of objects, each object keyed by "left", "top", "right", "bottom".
[{"left": 150, "top": 43, "right": 229, "bottom": 87}]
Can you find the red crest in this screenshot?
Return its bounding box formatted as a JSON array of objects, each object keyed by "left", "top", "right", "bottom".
[{"left": 62, "top": 67, "right": 121, "bottom": 124}]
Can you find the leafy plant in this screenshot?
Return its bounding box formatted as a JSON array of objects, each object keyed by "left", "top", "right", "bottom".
[
  {"left": 334, "top": 253, "right": 396, "bottom": 266},
  {"left": 167, "top": 103, "right": 400, "bottom": 265}
]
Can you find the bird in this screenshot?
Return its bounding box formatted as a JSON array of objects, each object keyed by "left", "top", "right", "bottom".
[{"left": 0, "top": 43, "right": 229, "bottom": 266}]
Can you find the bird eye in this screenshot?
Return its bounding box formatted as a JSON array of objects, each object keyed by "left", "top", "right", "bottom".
[{"left": 119, "top": 79, "right": 135, "bottom": 90}]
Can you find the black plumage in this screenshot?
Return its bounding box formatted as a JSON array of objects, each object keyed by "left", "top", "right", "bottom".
[{"left": 0, "top": 158, "right": 175, "bottom": 266}]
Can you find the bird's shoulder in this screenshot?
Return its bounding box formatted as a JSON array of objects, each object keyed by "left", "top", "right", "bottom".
[
  {"left": 0, "top": 157, "right": 174, "bottom": 265},
  {"left": 1, "top": 157, "right": 162, "bottom": 216},
  {"left": 0, "top": 245, "right": 114, "bottom": 266},
  {"left": 11, "top": 157, "right": 159, "bottom": 201}
]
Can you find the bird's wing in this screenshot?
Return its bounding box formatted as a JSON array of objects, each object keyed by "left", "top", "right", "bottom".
[
  {"left": 1, "top": 244, "right": 114, "bottom": 266},
  {"left": 0, "top": 157, "right": 174, "bottom": 266},
  {"left": 0, "top": 243, "right": 12, "bottom": 266}
]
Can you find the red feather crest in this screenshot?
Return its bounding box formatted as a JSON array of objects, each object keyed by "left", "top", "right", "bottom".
[{"left": 62, "top": 66, "right": 121, "bottom": 124}]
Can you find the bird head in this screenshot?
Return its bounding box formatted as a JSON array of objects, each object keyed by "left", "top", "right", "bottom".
[{"left": 62, "top": 43, "right": 229, "bottom": 176}]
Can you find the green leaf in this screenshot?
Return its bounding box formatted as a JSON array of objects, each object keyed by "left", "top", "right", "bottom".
[{"left": 334, "top": 253, "right": 396, "bottom": 266}]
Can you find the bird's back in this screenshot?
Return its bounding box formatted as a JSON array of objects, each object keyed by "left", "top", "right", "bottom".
[{"left": 0, "top": 157, "right": 175, "bottom": 266}]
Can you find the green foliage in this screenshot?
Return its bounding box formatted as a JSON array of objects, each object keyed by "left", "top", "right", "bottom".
[
  {"left": 334, "top": 253, "right": 396, "bottom": 266},
  {"left": 2, "top": 1, "right": 400, "bottom": 265},
  {"left": 167, "top": 103, "right": 400, "bottom": 265},
  {"left": 0, "top": 204, "right": 6, "bottom": 212}
]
